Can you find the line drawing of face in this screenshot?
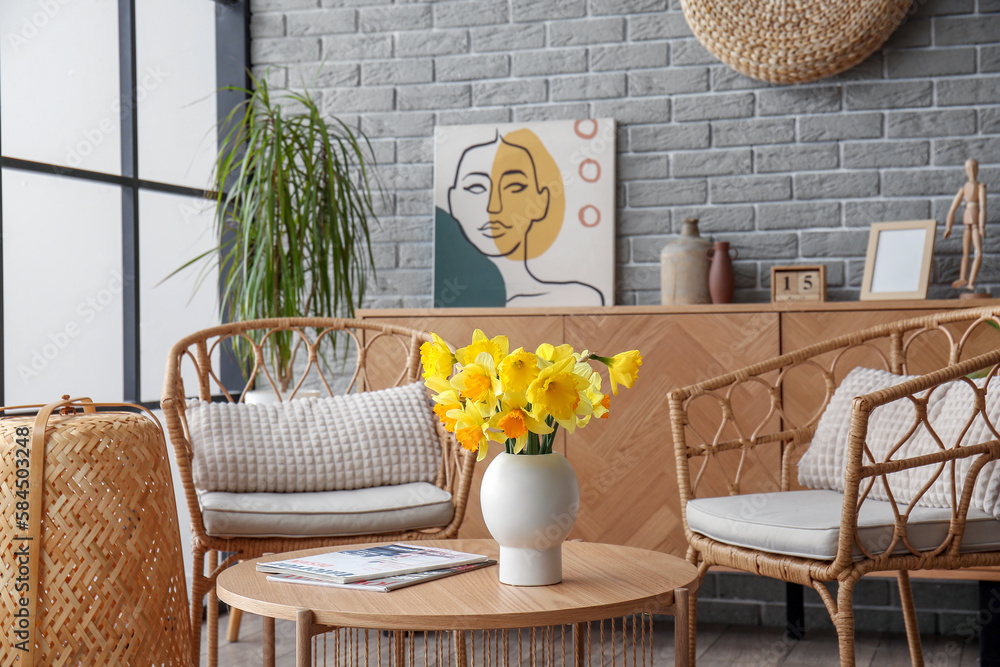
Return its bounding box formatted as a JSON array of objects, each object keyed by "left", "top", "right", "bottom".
[{"left": 447, "top": 134, "right": 551, "bottom": 259}]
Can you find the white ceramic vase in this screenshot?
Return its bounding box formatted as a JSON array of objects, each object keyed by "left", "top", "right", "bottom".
[{"left": 480, "top": 452, "right": 580, "bottom": 586}]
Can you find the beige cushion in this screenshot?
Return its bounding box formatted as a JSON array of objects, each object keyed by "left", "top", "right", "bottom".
[
  {"left": 687, "top": 489, "right": 1000, "bottom": 561},
  {"left": 797, "top": 366, "right": 1000, "bottom": 519},
  {"left": 200, "top": 482, "right": 454, "bottom": 538},
  {"left": 187, "top": 381, "right": 441, "bottom": 493}
]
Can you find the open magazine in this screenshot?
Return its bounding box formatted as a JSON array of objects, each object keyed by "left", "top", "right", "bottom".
[
  {"left": 265, "top": 560, "right": 496, "bottom": 592},
  {"left": 256, "top": 543, "right": 489, "bottom": 584}
]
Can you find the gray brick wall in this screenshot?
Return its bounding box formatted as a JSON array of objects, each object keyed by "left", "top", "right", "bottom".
[
  {"left": 249, "top": 0, "right": 1000, "bottom": 306},
  {"left": 694, "top": 572, "right": 987, "bottom": 640}
]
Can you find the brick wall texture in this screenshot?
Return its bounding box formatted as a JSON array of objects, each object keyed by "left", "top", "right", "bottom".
[
  {"left": 695, "top": 572, "right": 985, "bottom": 638},
  {"left": 249, "top": 0, "right": 1000, "bottom": 306}
]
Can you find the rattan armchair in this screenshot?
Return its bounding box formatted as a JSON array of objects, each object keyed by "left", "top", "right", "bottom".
[
  {"left": 668, "top": 306, "right": 1000, "bottom": 666},
  {"left": 160, "top": 318, "right": 475, "bottom": 667}
]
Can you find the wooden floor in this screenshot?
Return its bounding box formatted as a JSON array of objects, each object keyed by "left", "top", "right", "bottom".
[{"left": 202, "top": 613, "right": 981, "bottom": 666}]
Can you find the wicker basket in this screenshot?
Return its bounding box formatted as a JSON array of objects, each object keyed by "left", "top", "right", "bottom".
[
  {"left": 680, "top": 0, "right": 912, "bottom": 84},
  {"left": 1, "top": 398, "right": 190, "bottom": 666}
]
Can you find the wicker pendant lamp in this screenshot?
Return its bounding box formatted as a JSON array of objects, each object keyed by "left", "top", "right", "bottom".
[{"left": 679, "top": 0, "right": 912, "bottom": 84}]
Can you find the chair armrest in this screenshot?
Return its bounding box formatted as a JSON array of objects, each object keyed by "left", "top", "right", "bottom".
[
  {"left": 834, "top": 348, "right": 1000, "bottom": 567},
  {"left": 845, "top": 347, "right": 1000, "bottom": 485}
]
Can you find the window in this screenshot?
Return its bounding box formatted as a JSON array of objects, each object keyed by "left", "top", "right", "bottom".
[{"left": 0, "top": 0, "right": 248, "bottom": 404}]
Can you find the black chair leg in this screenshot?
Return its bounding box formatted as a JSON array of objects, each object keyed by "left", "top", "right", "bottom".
[
  {"left": 981, "top": 580, "right": 1000, "bottom": 667},
  {"left": 786, "top": 582, "right": 805, "bottom": 641}
]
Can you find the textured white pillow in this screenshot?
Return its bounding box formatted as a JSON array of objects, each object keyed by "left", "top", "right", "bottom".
[
  {"left": 186, "top": 381, "right": 442, "bottom": 494},
  {"left": 798, "top": 366, "right": 1000, "bottom": 519},
  {"left": 926, "top": 377, "right": 1000, "bottom": 517},
  {"left": 798, "top": 366, "right": 921, "bottom": 493}
]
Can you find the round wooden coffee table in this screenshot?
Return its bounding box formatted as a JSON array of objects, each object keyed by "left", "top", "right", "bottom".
[{"left": 217, "top": 539, "right": 699, "bottom": 667}]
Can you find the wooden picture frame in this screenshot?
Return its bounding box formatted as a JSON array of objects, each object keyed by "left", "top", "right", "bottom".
[
  {"left": 771, "top": 265, "right": 827, "bottom": 303},
  {"left": 860, "top": 220, "right": 936, "bottom": 301}
]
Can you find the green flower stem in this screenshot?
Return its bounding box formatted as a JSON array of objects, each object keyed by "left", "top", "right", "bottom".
[{"left": 526, "top": 431, "right": 540, "bottom": 455}]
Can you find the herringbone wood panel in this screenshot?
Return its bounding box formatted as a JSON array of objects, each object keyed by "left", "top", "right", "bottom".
[{"left": 564, "top": 312, "right": 781, "bottom": 555}]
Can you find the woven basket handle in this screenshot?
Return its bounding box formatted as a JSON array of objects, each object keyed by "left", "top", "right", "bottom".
[{"left": 4, "top": 396, "right": 162, "bottom": 665}]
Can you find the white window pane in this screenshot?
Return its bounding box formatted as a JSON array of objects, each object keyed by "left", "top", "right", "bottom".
[
  {"left": 139, "top": 191, "right": 218, "bottom": 402},
  {"left": 0, "top": 0, "right": 121, "bottom": 175},
  {"left": 2, "top": 170, "right": 123, "bottom": 404},
  {"left": 136, "top": 0, "right": 217, "bottom": 189}
]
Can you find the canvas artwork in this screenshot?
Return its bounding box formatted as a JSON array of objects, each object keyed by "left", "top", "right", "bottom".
[{"left": 433, "top": 118, "right": 616, "bottom": 308}]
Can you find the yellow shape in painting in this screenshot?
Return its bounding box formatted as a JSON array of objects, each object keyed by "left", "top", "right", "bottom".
[{"left": 489, "top": 129, "right": 565, "bottom": 261}]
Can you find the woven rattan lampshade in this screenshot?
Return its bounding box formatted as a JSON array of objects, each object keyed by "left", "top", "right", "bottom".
[
  {"left": 680, "top": 0, "right": 912, "bottom": 84},
  {"left": 1, "top": 406, "right": 190, "bottom": 666}
]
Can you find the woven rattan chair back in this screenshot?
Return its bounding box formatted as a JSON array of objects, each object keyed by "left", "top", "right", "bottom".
[{"left": 160, "top": 318, "right": 475, "bottom": 667}]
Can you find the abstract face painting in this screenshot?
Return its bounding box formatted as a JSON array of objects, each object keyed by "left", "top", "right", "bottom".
[{"left": 434, "top": 119, "right": 616, "bottom": 308}]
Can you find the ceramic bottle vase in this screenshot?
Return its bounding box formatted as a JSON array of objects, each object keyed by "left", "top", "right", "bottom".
[
  {"left": 660, "top": 218, "right": 711, "bottom": 305},
  {"left": 707, "top": 241, "right": 738, "bottom": 304}
]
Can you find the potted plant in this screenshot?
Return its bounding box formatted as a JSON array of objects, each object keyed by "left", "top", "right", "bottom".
[{"left": 179, "top": 74, "right": 380, "bottom": 394}]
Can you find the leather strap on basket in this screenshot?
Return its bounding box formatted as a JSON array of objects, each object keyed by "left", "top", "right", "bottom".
[{"left": 1, "top": 396, "right": 162, "bottom": 666}]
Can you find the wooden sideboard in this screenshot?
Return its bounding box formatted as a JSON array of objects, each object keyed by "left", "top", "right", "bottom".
[{"left": 360, "top": 299, "right": 1000, "bottom": 561}]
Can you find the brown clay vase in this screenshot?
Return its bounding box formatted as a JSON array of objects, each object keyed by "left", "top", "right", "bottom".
[{"left": 707, "top": 241, "right": 737, "bottom": 304}]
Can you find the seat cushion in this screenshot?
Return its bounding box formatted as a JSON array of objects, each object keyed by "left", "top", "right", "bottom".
[
  {"left": 187, "top": 381, "right": 442, "bottom": 493},
  {"left": 199, "top": 482, "right": 454, "bottom": 538},
  {"left": 687, "top": 489, "right": 1000, "bottom": 561}
]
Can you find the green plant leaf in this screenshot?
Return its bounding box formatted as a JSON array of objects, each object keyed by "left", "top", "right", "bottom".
[{"left": 176, "top": 73, "right": 381, "bottom": 390}]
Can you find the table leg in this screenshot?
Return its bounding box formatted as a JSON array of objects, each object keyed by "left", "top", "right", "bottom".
[
  {"left": 572, "top": 623, "right": 585, "bottom": 667},
  {"left": 296, "top": 609, "right": 313, "bottom": 667},
  {"left": 674, "top": 588, "right": 691, "bottom": 667},
  {"left": 229, "top": 608, "right": 244, "bottom": 642},
  {"left": 453, "top": 631, "right": 468, "bottom": 667},
  {"left": 393, "top": 630, "right": 406, "bottom": 667},
  {"left": 263, "top": 616, "right": 275, "bottom": 667}
]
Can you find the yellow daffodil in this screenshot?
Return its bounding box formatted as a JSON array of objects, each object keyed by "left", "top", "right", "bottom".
[
  {"left": 585, "top": 371, "right": 609, "bottom": 421},
  {"left": 535, "top": 342, "right": 575, "bottom": 365},
  {"left": 451, "top": 352, "right": 501, "bottom": 412},
  {"left": 527, "top": 357, "right": 587, "bottom": 421},
  {"left": 556, "top": 372, "right": 600, "bottom": 434},
  {"left": 426, "top": 378, "right": 462, "bottom": 432},
  {"left": 424, "top": 374, "right": 453, "bottom": 396},
  {"left": 455, "top": 329, "right": 509, "bottom": 366},
  {"left": 419, "top": 333, "right": 454, "bottom": 380},
  {"left": 448, "top": 403, "right": 492, "bottom": 460},
  {"left": 433, "top": 402, "right": 461, "bottom": 432},
  {"left": 422, "top": 329, "right": 641, "bottom": 459},
  {"left": 573, "top": 359, "right": 596, "bottom": 382},
  {"left": 490, "top": 392, "right": 553, "bottom": 453},
  {"left": 498, "top": 348, "right": 540, "bottom": 394},
  {"left": 593, "top": 350, "right": 643, "bottom": 395}
]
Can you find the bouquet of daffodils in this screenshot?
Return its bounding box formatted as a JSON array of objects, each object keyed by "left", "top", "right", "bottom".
[{"left": 420, "top": 329, "right": 642, "bottom": 460}]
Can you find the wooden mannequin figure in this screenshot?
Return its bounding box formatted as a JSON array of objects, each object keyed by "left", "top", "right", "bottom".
[{"left": 944, "top": 158, "right": 988, "bottom": 292}]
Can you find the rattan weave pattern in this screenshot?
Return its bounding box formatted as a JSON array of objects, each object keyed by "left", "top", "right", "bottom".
[
  {"left": 161, "top": 318, "right": 477, "bottom": 667},
  {"left": 679, "top": 0, "right": 912, "bottom": 84},
  {"left": 668, "top": 306, "right": 1000, "bottom": 665},
  {"left": 0, "top": 409, "right": 191, "bottom": 665}
]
